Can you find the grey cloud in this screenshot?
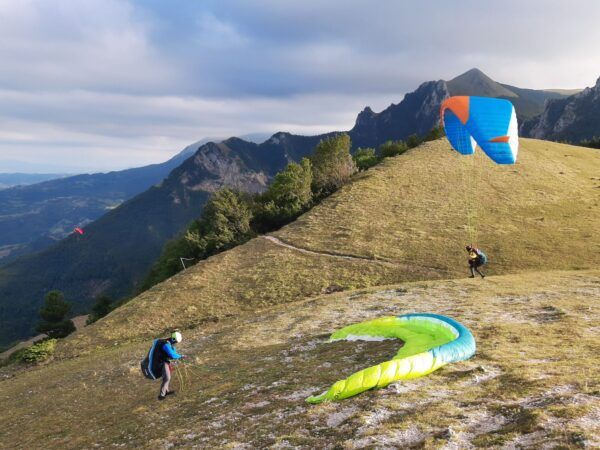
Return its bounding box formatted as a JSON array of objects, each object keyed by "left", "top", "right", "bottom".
[{"left": 1, "top": 0, "right": 599, "bottom": 172}]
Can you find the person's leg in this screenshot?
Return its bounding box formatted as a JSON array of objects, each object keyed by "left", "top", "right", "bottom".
[
  {"left": 469, "top": 263, "right": 475, "bottom": 277},
  {"left": 159, "top": 363, "right": 171, "bottom": 398},
  {"left": 475, "top": 265, "right": 485, "bottom": 278}
]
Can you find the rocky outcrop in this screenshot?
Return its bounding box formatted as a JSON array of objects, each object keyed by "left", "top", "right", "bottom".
[
  {"left": 522, "top": 77, "right": 600, "bottom": 142},
  {"left": 349, "top": 80, "right": 450, "bottom": 148}
]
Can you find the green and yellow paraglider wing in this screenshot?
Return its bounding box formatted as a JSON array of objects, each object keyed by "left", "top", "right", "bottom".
[{"left": 306, "top": 314, "right": 476, "bottom": 403}]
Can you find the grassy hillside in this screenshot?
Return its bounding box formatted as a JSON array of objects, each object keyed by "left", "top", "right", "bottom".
[
  {"left": 1, "top": 270, "right": 598, "bottom": 448},
  {"left": 60, "top": 138, "right": 600, "bottom": 355}
]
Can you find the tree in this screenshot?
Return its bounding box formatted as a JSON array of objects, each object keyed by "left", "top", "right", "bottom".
[
  {"left": 256, "top": 158, "right": 313, "bottom": 229},
  {"left": 311, "top": 134, "right": 357, "bottom": 196},
  {"left": 379, "top": 140, "right": 408, "bottom": 158},
  {"left": 139, "top": 189, "right": 254, "bottom": 292},
  {"left": 353, "top": 147, "right": 380, "bottom": 171},
  {"left": 185, "top": 188, "right": 254, "bottom": 256},
  {"left": 86, "top": 295, "right": 113, "bottom": 325},
  {"left": 36, "top": 291, "right": 75, "bottom": 339}
]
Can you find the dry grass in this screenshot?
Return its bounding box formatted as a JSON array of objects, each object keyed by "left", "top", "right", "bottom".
[
  {"left": 2, "top": 138, "right": 597, "bottom": 448},
  {"left": 59, "top": 138, "right": 600, "bottom": 355},
  {"left": 0, "top": 270, "right": 598, "bottom": 448}
]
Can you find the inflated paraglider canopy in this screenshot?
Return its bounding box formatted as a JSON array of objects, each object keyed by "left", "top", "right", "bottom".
[
  {"left": 306, "top": 313, "right": 476, "bottom": 404},
  {"left": 441, "top": 96, "right": 518, "bottom": 164}
]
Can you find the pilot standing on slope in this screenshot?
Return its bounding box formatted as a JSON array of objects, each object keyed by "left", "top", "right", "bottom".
[{"left": 157, "top": 331, "right": 185, "bottom": 400}]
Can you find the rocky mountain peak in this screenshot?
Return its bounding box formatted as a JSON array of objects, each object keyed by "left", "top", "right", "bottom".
[
  {"left": 447, "top": 68, "right": 517, "bottom": 98},
  {"left": 354, "top": 106, "right": 376, "bottom": 128}
]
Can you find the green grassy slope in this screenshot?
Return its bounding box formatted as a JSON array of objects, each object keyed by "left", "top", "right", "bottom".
[
  {"left": 1, "top": 270, "right": 598, "bottom": 448},
  {"left": 60, "top": 138, "right": 600, "bottom": 354}
]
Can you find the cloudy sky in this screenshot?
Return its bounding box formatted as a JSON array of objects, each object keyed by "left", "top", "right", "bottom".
[{"left": 1, "top": 0, "right": 599, "bottom": 173}]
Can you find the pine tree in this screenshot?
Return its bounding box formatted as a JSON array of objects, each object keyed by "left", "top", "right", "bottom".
[{"left": 36, "top": 290, "right": 75, "bottom": 338}]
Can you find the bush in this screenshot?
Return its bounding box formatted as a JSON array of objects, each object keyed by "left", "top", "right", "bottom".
[
  {"left": 17, "top": 339, "right": 57, "bottom": 363},
  {"left": 579, "top": 137, "right": 600, "bottom": 149},
  {"left": 185, "top": 188, "right": 254, "bottom": 256},
  {"left": 36, "top": 291, "right": 75, "bottom": 339},
  {"left": 423, "top": 125, "right": 445, "bottom": 141},
  {"left": 379, "top": 140, "right": 409, "bottom": 158},
  {"left": 353, "top": 148, "right": 380, "bottom": 171},
  {"left": 311, "top": 134, "right": 357, "bottom": 196},
  {"left": 406, "top": 134, "right": 422, "bottom": 148},
  {"left": 254, "top": 158, "right": 313, "bottom": 230},
  {"left": 140, "top": 188, "right": 255, "bottom": 290},
  {"left": 139, "top": 235, "right": 197, "bottom": 291},
  {"left": 86, "top": 295, "right": 114, "bottom": 325}
]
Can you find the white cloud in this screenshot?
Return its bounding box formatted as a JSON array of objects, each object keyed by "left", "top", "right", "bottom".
[{"left": 1, "top": 0, "right": 599, "bottom": 172}]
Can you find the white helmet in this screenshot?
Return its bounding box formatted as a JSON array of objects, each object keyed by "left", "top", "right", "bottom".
[{"left": 171, "top": 331, "right": 182, "bottom": 343}]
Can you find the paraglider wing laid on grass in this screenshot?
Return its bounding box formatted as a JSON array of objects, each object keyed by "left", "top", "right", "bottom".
[
  {"left": 306, "top": 314, "right": 476, "bottom": 403},
  {"left": 441, "top": 96, "right": 519, "bottom": 164}
]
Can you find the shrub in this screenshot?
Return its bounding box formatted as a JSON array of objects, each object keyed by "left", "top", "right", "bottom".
[
  {"left": 17, "top": 339, "right": 57, "bottom": 363},
  {"left": 86, "top": 295, "right": 114, "bottom": 325},
  {"left": 254, "top": 158, "right": 313, "bottom": 229},
  {"left": 185, "top": 188, "right": 254, "bottom": 256},
  {"left": 406, "top": 134, "right": 422, "bottom": 148},
  {"left": 423, "top": 125, "right": 445, "bottom": 141},
  {"left": 379, "top": 140, "right": 409, "bottom": 158},
  {"left": 353, "top": 148, "right": 380, "bottom": 171},
  {"left": 579, "top": 137, "right": 600, "bottom": 149},
  {"left": 139, "top": 235, "right": 197, "bottom": 291},
  {"left": 311, "top": 134, "right": 357, "bottom": 196}
]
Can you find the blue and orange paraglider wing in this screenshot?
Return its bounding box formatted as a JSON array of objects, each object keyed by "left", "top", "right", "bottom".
[
  {"left": 442, "top": 105, "right": 476, "bottom": 156},
  {"left": 441, "top": 96, "right": 518, "bottom": 164}
]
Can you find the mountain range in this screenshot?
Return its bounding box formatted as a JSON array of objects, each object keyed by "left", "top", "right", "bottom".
[
  {"left": 1, "top": 68, "right": 598, "bottom": 347},
  {"left": 0, "top": 141, "right": 205, "bottom": 264},
  {"left": 0, "top": 137, "right": 324, "bottom": 346},
  {"left": 522, "top": 76, "right": 600, "bottom": 141},
  {"left": 0, "top": 173, "right": 70, "bottom": 190}
]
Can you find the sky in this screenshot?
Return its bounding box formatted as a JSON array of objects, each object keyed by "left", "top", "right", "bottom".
[{"left": 1, "top": 0, "right": 599, "bottom": 173}]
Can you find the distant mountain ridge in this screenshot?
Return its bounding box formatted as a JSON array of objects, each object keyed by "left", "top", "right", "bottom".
[
  {"left": 0, "top": 68, "right": 587, "bottom": 347},
  {"left": 521, "top": 76, "right": 600, "bottom": 142},
  {"left": 0, "top": 173, "right": 70, "bottom": 190},
  {"left": 0, "top": 140, "right": 204, "bottom": 264},
  {"left": 0, "top": 136, "right": 320, "bottom": 346}
]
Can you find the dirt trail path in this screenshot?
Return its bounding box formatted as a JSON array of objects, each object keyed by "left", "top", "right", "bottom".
[{"left": 262, "top": 235, "right": 449, "bottom": 274}]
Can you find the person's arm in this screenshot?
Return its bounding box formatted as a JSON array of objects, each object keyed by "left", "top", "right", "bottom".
[{"left": 162, "top": 342, "right": 182, "bottom": 359}]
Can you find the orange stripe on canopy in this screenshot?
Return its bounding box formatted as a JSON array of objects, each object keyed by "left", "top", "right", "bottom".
[
  {"left": 440, "top": 96, "right": 470, "bottom": 125},
  {"left": 489, "top": 135, "right": 510, "bottom": 143}
]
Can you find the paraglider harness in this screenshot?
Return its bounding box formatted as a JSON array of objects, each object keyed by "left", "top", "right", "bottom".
[
  {"left": 141, "top": 338, "right": 171, "bottom": 380},
  {"left": 469, "top": 248, "right": 487, "bottom": 267}
]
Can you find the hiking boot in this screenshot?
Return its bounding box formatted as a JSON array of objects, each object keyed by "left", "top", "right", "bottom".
[
  {"left": 469, "top": 275, "right": 475, "bottom": 278},
  {"left": 158, "top": 395, "right": 166, "bottom": 401},
  {"left": 166, "top": 390, "right": 176, "bottom": 396}
]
